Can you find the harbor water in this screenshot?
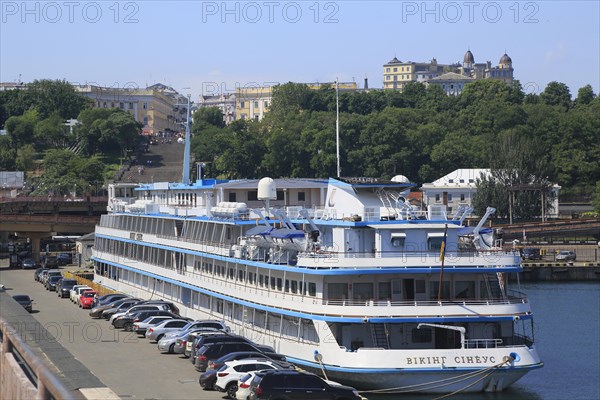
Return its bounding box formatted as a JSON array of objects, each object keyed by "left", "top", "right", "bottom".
[{"left": 369, "top": 282, "right": 600, "bottom": 400}]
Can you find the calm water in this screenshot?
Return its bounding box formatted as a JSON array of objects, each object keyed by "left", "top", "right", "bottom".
[{"left": 370, "top": 282, "right": 600, "bottom": 400}]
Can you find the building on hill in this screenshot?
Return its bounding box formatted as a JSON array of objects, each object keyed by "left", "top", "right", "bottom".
[
  {"left": 75, "top": 84, "right": 187, "bottom": 136},
  {"left": 383, "top": 50, "right": 514, "bottom": 93},
  {"left": 235, "top": 82, "right": 358, "bottom": 122},
  {"left": 426, "top": 72, "right": 476, "bottom": 96},
  {"left": 197, "top": 93, "right": 236, "bottom": 125}
]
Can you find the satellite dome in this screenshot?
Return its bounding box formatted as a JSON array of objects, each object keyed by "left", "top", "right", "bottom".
[
  {"left": 258, "top": 177, "right": 276, "bottom": 200},
  {"left": 391, "top": 175, "right": 410, "bottom": 183}
]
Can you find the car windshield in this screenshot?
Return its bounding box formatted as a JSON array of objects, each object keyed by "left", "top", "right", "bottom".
[
  {"left": 82, "top": 292, "right": 96, "bottom": 298},
  {"left": 13, "top": 295, "right": 30, "bottom": 301}
]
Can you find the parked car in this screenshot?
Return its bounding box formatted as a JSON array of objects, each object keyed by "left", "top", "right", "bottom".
[
  {"left": 235, "top": 372, "right": 258, "bottom": 400},
  {"left": 157, "top": 327, "right": 221, "bottom": 354},
  {"left": 206, "top": 351, "right": 289, "bottom": 372},
  {"left": 114, "top": 310, "right": 183, "bottom": 330},
  {"left": 97, "top": 293, "right": 129, "bottom": 306},
  {"left": 194, "top": 342, "right": 269, "bottom": 372},
  {"left": 21, "top": 258, "right": 37, "bottom": 269},
  {"left": 45, "top": 269, "right": 63, "bottom": 285},
  {"left": 39, "top": 269, "right": 53, "bottom": 285},
  {"left": 133, "top": 316, "right": 174, "bottom": 335},
  {"left": 78, "top": 290, "right": 98, "bottom": 308},
  {"left": 56, "top": 279, "right": 78, "bottom": 298},
  {"left": 43, "top": 255, "right": 59, "bottom": 268},
  {"left": 89, "top": 298, "right": 138, "bottom": 318},
  {"left": 522, "top": 247, "right": 542, "bottom": 260},
  {"left": 109, "top": 304, "right": 172, "bottom": 323},
  {"left": 70, "top": 285, "right": 92, "bottom": 303},
  {"left": 556, "top": 250, "right": 576, "bottom": 262},
  {"left": 12, "top": 294, "right": 33, "bottom": 312},
  {"left": 101, "top": 299, "right": 143, "bottom": 319},
  {"left": 191, "top": 334, "right": 274, "bottom": 366},
  {"left": 45, "top": 275, "right": 62, "bottom": 291},
  {"left": 199, "top": 369, "right": 218, "bottom": 391},
  {"left": 145, "top": 319, "right": 191, "bottom": 341},
  {"left": 164, "top": 320, "right": 229, "bottom": 342},
  {"left": 34, "top": 268, "right": 48, "bottom": 282},
  {"left": 174, "top": 328, "right": 224, "bottom": 355},
  {"left": 247, "top": 370, "right": 361, "bottom": 400},
  {"left": 216, "top": 359, "right": 290, "bottom": 398}
]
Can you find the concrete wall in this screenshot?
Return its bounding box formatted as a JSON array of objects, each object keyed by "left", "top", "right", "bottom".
[{"left": 0, "top": 350, "right": 38, "bottom": 400}]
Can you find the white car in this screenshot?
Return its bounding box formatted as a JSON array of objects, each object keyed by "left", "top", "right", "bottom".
[
  {"left": 215, "top": 359, "right": 284, "bottom": 398},
  {"left": 133, "top": 316, "right": 174, "bottom": 335},
  {"left": 235, "top": 371, "right": 257, "bottom": 400},
  {"left": 145, "top": 319, "right": 190, "bottom": 341},
  {"left": 109, "top": 304, "right": 169, "bottom": 323},
  {"left": 70, "top": 285, "right": 92, "bottom": 303}
]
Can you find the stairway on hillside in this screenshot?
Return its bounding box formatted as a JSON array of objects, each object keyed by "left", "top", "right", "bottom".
[{"left": 115, "top": 140, "right": 187, "bottom": 184}]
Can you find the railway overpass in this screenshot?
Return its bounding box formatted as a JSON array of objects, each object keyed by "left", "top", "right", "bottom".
[
  {"left": 0, "top": 197, "right": 107, "bottom": 262},
  {"left": 497, "top": 218, "right": 600, "bottom": 243}
]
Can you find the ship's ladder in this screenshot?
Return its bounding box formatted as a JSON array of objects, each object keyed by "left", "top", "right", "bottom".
[{"left": 370, "top": 323, "right": 390, "bottom": 349}]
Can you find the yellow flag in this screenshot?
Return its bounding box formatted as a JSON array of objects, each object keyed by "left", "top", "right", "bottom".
[{"left": 439, "top": 240, "right": 446, "bottom": 262}]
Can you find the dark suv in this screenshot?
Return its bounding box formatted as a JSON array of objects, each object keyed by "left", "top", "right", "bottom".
[
  {"left": 248, "top": 370, "right": 361, "bottom": 400},
  {"left": 194, "top": 342, "right": 266, "bottom": 372},
  {"left": 522, "top": 248, "right": 542, "bottom": 260}
]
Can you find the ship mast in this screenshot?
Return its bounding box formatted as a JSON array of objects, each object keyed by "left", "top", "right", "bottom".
[
  {"left": 336, "top": 78, "right": 340, "bottom": 178},
  {"left": 182, "top": 93, "right": 191, "bottom": 185}
]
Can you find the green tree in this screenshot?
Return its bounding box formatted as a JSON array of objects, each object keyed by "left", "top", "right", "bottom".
[
  {"left": 575, "top": 84, "right": 595, "bottom": 106},
  {"left": 26, "top": 79, "right": 90, "bottom": 119},
  {"left": 34, "top": 114, "right": 68, "bottom": 149},
  {"left": 540, "top": 81, "right": 571, "bottom": 109},
  {"left": 192, "top": 107, "right": 225, "bottom": 132},
  {"left": 4, "top": 109, "right": 39, "bottom": 149},
  {"left": 0, "top": 135, "right": 16, "bottom": 170},
  {"left": 16, "top": 144, "right": 36, "bottom": 171}
]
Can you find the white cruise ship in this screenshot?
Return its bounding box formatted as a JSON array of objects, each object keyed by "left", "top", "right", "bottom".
[{"left": 92, "top": 174, "right": 543, "bottom": 394}]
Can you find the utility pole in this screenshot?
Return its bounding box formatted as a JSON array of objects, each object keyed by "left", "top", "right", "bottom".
[
  {"left": 181, "top": 92, "right": 192, "bottom": 185},
  {"left": 336, "top": 78, "right": 340, "bottom": 178}
]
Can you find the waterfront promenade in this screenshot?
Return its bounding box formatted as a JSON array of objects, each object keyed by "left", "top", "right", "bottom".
[{"left": 0, "top": 259, "right": 225, "bottom": 400}]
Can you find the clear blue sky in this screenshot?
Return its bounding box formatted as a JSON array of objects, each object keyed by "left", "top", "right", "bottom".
[{"left": 1, "top": 1, "right": 599, "bottom": 99}]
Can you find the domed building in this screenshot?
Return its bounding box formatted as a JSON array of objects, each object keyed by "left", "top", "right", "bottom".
[{"left": 384, "top": 49, "right": 515, "bottom": 92}]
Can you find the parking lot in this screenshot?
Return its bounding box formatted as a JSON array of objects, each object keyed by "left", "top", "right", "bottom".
[{"left": 0, "top": 262, "right": 227, "bottom": 400}]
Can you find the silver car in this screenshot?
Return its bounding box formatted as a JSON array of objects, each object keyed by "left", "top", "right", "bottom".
[
  {"left": 133, "top": 316, "right": 174, "bottom": 335},
  {"left": 145, "top": 319, "right": 190, "bottom": 341}
]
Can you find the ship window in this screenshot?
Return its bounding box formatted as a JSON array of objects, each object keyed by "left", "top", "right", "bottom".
[
  {"left": 238, "top": 270, "right": 245, "bottom": 281},
  {"left": 271, "top": 277, "right": 276, "bottom": 289},
  {"left": 277, "top": 278, "right": 283, "bottom": 291},
  {"left": 447, "top": 194, "right": 453, "bottom": 202},
  {"left": 229, "top": 192, "right": 237, "bottom": 202},
  {"left": 248, "top": 190, "right": 258, "bottom": 201},
  {"left": 285, "top": 279, "right": 290, "bottom": 292},
  {"left": 259, "top": 274, "right": 264, "bottom": 287},
  {"left": 461, "top": 194, "right": 465, "bottom": 201},
  {"left": 435, "top": 194, "right": 440, "bottom": 202},
  {"left": 412, "top": 327, "right": 432, "bottom": 343},
  {"left": 308, "top": 282, "right": 317, "bottom": 297},
  {"left": 328, "top": 283, "right": 348, "bottom": 300},
  {"left": 276, "top": 190, "right": 284, "bottom": 201},
  {"left": 455, "top": 281, "right": 475, "bottom": 299},
  {"left": 352, "top": 282, "right": 373, "bottom": 301},
  {"left": 298, "top": 191, "right": 305, "bottom": 202},
  {"left": 430, "top": 281, "right": 450, "bottom": 300},
  {"left": 228, "top": 268, "right": 234, "bottom": 279},
  {"left": 378, "top": 282, "right": 391, "bottom": 300},
  {"left": 291, "top": 280, "right": 298, "bottom": 293},
  {"left": 391, "top": 232, "right": 406, "bottom": 247}
]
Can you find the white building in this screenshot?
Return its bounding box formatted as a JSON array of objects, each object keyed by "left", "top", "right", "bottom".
[{"left": 421, "top": 169, "right": 560, "bottom": 218}]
